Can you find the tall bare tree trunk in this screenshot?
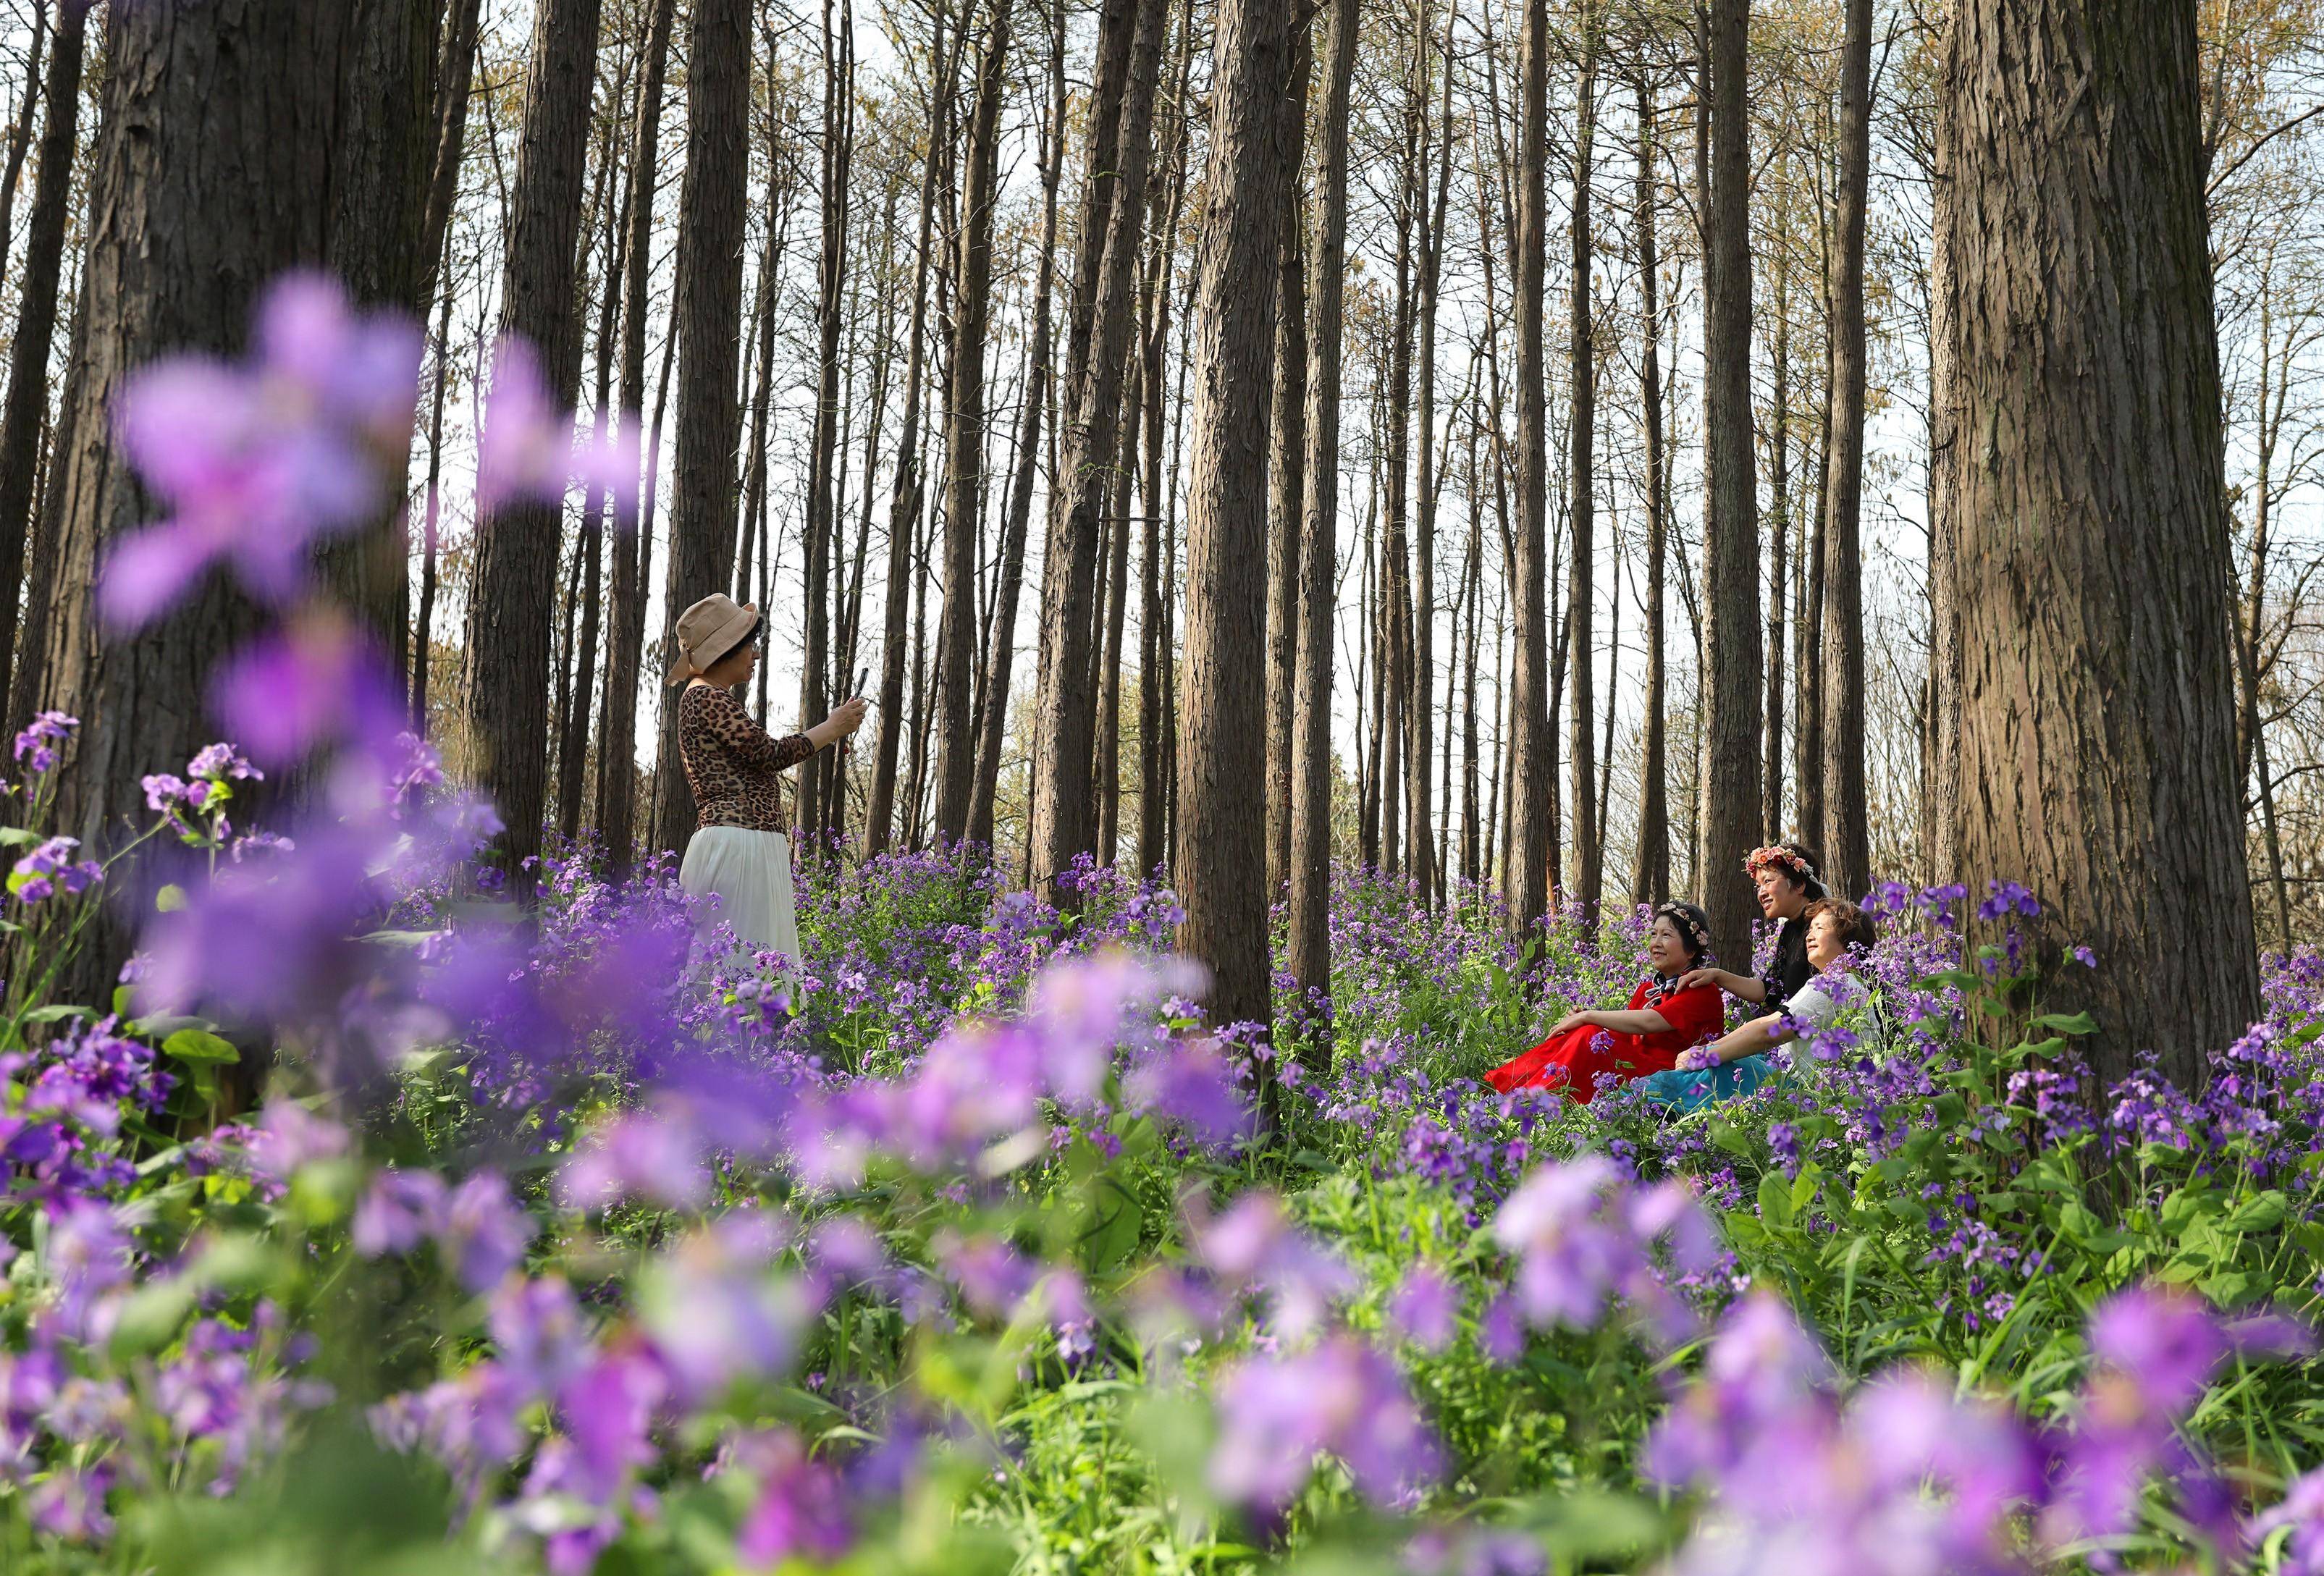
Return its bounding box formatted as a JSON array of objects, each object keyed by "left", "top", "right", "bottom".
[
  {"left": 1505, "top": 0, "right": 1553, "bottom": 938},
  {"left": 1096, "top": 358, "right": 1141, "bottom": 860},
  {"left": 416, "top": 0, "right": 485, "bottom": 311},
  {"left": 1820, "top": 0, "right": 1872, "bottom": 898},
  {"left": 0, "top": 0, "right": 88, "bottom": 716},
  {"left": 646, "top": 0, "right": 749, "bottom": 856},
  {"left": 796, "top": 0, "right": 856, "bottom": 857},
  {"left": 46, "top": 2, "right": 434, "bottom": 995},
  {"left": 1566, "top": 7, "right": 1600, "bottom": 919},
  {"left": 596, "top": 0, "right": 676, "bottom": 872},
  {"left": 1266, "top": 30, "right": 1311, "bottom": 895},
  {"left": 1179, "top": 0, "right": 1289, "bottom": 1035},
  {"left": 1940, "top": 0, "right": 2257, "bottom": 1084},
  {"left": 971, "top": 0, "right": 1062, "bottom": 854},
  {"left": 869, "top": 7, "right": 956, "bottom": 858},
  {"left": 1698, "top": 0, "right": 1761, "bottom": 964},
  {"left": 933, "top": 0, "right": 1013, "bottom": 845},
  {"left": 559, "top": 149, "right": 629, "bottom": 843},
  {"left": 1764, "top": 252, "right": 1790, "bottom": 841},
  {"left": 1028, "top": 0, "right": 1167, "bottom": 896},
  {"left": 1135, "top": 37, "right": 1189, "bottom": 881},
  {"left": 1630, "top": 73, "right": 1669, "bottom": 906},
  {"left": 461, "top": 0, "right": 602, "bottom": 896}
]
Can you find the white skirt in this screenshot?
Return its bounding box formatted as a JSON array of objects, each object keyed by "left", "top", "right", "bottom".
[{"left": 679, "top": 825, "right": 801, "bottom": 973}]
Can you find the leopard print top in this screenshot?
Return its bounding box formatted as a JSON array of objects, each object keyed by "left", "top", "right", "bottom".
[{"left": 678, "top": 683, "right": 816, "bottom": 833}]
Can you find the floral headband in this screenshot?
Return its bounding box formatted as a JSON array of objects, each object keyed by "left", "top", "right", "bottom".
[
  {"left": 1744, "top": 845, "right": 1819, "bottom": 887},
  {"left": 1652, "top": 902, "right": 1711, "bottom": 955}
]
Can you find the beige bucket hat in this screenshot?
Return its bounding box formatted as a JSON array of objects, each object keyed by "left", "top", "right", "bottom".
[{"left": 664, "top": 593, "right": 761, "bottom": 685}]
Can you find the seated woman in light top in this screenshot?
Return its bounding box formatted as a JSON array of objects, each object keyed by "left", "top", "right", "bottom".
[{"left": 1631, "top": 898, "right": 1878, "bottom": 1114}]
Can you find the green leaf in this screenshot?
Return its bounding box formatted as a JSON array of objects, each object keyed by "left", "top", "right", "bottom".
[
  {"left": 154, "top": 883, "right": 188, "bottom": 913},
  {"left": 2226, "top": 1190, "right": 2289, "bottom": 1234},
  {"left": 1757, "top": 1171, "right": 1795, "bottom": 1231},
  {"left": 0, "top": 825, "right": 38, "bottom": 848},
  {"left": 162, "top": 1027, "right": 240, "bottom": 1066},
  {"left": 1080, "top": 1179, "right": 1143, "bottom": 1273},
  {"left": 2030, "top": 1011, "right": 2099, "bottom": 1036},
  {"left": 22, "top": 1003, "right": 91, "bottom": 1024},
  {"left": 109, "top": 1278, "right": 196, "bottom": 1360}
]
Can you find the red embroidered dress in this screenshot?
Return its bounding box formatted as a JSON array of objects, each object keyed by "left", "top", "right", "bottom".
[{"left": 1483, "top": 975, "right": 1724, "bottom": 1104}]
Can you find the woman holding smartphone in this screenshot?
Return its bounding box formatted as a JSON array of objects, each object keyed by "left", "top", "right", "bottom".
[{"left": 666, "top": 592, "right": 867, "bottom": 971}]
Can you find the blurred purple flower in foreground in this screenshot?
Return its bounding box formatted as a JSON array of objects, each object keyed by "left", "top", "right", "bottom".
[
  {"left": 1208, "top": 1333, "right": 1443, "bottom": 1516},
  {"left": 1490, "top": 1155, "right": 1719, "bottom": 1348},
  {"left": 476, "top": 336, "right": 642, "bottom": 521},
  {"left": 99, "top": 273, "right": 421, "bottom": 631}
]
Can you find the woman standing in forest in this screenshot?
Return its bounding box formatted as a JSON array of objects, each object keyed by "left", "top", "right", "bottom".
[{"left": 668, "top": 593, "right": 867, "bottom": 972}]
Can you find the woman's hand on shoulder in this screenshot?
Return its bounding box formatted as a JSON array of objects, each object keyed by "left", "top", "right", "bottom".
[{"left": 1673, "top": 967, "right": 1720, "bottom": 995}]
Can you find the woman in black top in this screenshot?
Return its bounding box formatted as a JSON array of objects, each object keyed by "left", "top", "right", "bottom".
[{"left": 1675, "top": 841, "right": 1828, "bottom": 1012}]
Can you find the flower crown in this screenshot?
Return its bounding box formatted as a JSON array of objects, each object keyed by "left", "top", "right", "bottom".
[
  {"left": 1743, "top": 845, "right": 1819, "bottom": 887},
  {"left": 1652, "top": 902, "right": 1710, "bottom": 955}
]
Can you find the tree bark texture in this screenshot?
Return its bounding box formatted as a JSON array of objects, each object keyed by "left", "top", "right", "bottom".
[
  {"left": 1939, "top": 0, "right": 2259, "bottom": 1084},
  {"left": 647, "top": 0, "right": 751, "bottom": 856},
  {"left": 1505, "top": 0, "right": 1553, "bottom": 939},
  {"left": 932, "top": 0, "right": 1012, "bottom": 845},
  {"left": 1176, "top": 0, "right": 1289, "bottom": 1036},
  {"left": 595, "top": 0, "right": 677, "bottom": 872},
  {"left": 1566, "top": 11, "right": 1599, "bottom": 919},
  {"left": 0, "top": 0, "right": 88, "bottom": 716},
  {"left": 1820, "top": 0, "right": 1872, "bottom": 900},
  {"left": 1027, "top": 0, "right": 1166, "bottom": 897},
  {"left": 1699, "top": 0, "right": 1761, "bottom": 967},
  {"left": 462, "top": 0, "right": 603, "bottom": 897},
  {"left": 43, "top": 1, "right": 437, "bottom": 994},
  {"left": 1630, "top": 73, "right": 1669, "bottom": 907},
  {"left": 1266, "top": 26, "right": 1310, "bottom": 896}
]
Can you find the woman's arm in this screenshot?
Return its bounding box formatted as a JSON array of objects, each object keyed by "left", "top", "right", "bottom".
[
  {"left": 1680, "top": 1011, "right": 1793, "bottom": 1069},
  {"left": 804, "top": 696, "right": 870, "bottom": 752},
  {"left": 1582, "top": 1008, "right": 1674, "bottom": 1035},
  {"left": 1672, "top": 966, "right": 1767, "bottom": 1003}
]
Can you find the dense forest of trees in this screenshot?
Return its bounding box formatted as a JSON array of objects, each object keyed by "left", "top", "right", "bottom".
[{"left": 0, "top": 0, "right": 2318, "bottom": 1083}]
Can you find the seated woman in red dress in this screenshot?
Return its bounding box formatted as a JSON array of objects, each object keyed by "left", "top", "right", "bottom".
[{"left": 1484, "top": 903, "right": 1725, "bottom": 1104}]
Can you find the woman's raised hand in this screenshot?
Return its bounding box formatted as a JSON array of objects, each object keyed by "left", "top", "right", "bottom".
[{"left": 828, "top": 696, "right": 870, "bottom": 736}]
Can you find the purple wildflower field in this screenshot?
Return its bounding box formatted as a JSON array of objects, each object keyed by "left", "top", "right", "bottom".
[{"left": 3, "top": 277, "right": 2323, "bottom": 1575}]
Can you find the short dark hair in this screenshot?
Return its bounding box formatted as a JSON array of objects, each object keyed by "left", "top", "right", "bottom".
[
  {"left": 1651, "top": 901, "right": 1713, "bottom": 961},
  {"left": 1804, "top": 898, "right": 1877, "bottom": 955}
]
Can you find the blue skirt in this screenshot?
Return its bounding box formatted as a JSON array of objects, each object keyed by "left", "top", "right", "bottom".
[{"left": 1633, "top": 1054, "right": 1779, "bottom": 1116}]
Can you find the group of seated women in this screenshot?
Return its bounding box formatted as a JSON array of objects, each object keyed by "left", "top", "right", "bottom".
[{"left": 1483, "top": 841, "right": 1879, "bottom": 1116}]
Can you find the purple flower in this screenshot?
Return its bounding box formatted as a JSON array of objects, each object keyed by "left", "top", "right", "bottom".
[
  {"left": 98, "top": 272, "right": 419, "bottom": 629},
  {"left": 489, "top": 1275, "right": 593, "bottom": 1397},
  {"left": 9, "top": 835, "right": 101, "bottom": 903},
  {"left": 476, "top": 336, "right": 642, "bottom": 521},
  {"left": 1187, "top": 1191, "right": 1355, "bottom": 1341},
  {"left": 557, "top": 1109, "right": 711, "bottom": 1214},
  {"left": 14, "top": 709, "right": 76, "bottom": 774},
  {"left": 1386, "top": 1265, "right": 1460, "bottom": 1353},
  {"left": 2252, "top": 1467, "right": 2324, "bottom": 1575},
  {"left": 438, "top": 1172, "right": 535, "bottom": 1293},
  {"left": 1208, "top": 1335, "right": 1443, "bottom": 1514},
  {"left": 209, "top": 613, "right": 406, "bottom": 770},
  {"left": 638, "top": 1211, "right": 813, "bottom": 1401},
  {"left": 732, "top": 1429, "right": 854, "bottom": 1564},
  {"left": 352, "top": 1168, "right": 450, "bottom": 1257},
  {"left": 245, "top": 1100, "right": 350, "bottom": 1184}
]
